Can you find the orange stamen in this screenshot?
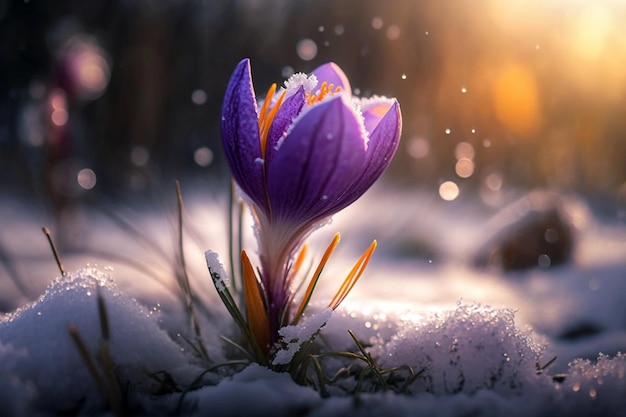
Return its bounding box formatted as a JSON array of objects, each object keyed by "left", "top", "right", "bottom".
[
  {"left": 258, "top": 84, "right": 276, "bottom": 125},
  {"left": 288, "top": 244, "right": 309, "bottom": 281},
  {"left": 306, "top": 82, "right": 342, "bottom": 105},
  {"left": 241, "top": 250, "right": 270, "bottom": 353},
  {"left": 291, "top": 233, "right": 341, "bottom": 324},
  {"left": 259, "top": 90, "right": 287, "bottom": 158},
  {"left": 328, "top": 240, "right": 377, "bottom": 310}
]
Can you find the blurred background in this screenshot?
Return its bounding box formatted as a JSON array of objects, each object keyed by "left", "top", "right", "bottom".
[{"left": 2, "top": 0, "right": 626, "bottom": 216}]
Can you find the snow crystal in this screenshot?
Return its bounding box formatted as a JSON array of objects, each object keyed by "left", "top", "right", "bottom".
[
  {"left": 0, "top": 266, "right": 198, "bottom": 414},
  {"left": 553, "top": 352, "right": 626, "bottom": 416},
  {"left": 379, "top": 303, "right": 546, "bottom": 396},
  {"left": 283, "top": 72, "right": 318, "bottom": 97},
  {"left": 189, "top": 364, "right": 320, "bottom": 416},
  {"left": 205, "top": 250, "right": 230, "bottom": 292},
  {"left": 273, "top": 308, "right": 333, "bottom": 365}
]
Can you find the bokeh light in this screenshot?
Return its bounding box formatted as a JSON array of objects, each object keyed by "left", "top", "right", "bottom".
[
  {"left": 77, "top": 168, "right": 96, "bottom": 190},
  {"left": 296, "top": 38, "right": 318, "bottom": 61},
  {"left": 3, "top": 0, "right": 626, "bottom": 202},
  {"left": 439, "top": 181, "right": 460, "bottom": 201},
  {"left": 194, "top": 147, "right": 214, "bottom": 167}
]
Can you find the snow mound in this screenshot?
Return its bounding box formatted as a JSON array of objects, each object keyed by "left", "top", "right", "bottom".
[
  {"left": 0, "top": 266, "right": 198, "bottom": 414},
  {"left": 379, "top": 303, "right": 547, "bottom": 396},
  {"left": 188, "top": 363, "right": 321, "bottom": 416},
  {"left": 554, "top": 352, "right": 626, "bottom": 416}
]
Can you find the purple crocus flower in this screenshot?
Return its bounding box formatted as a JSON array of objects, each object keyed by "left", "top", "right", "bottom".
[{"left": 221, "top": 58, "right": 401, "bottom": 347}]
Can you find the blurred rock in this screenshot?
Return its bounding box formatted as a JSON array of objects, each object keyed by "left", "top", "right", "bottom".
[{"left": 473, "top": 190, "right": 584, "bottom": 271}]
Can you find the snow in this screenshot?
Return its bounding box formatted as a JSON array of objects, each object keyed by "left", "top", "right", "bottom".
[
  {"left": 1, "top": 187, "right": 626, "bottom": 416},
  {"left": 0, "top": 267, "right": 200, "bottom": 415},
  {"left": 273, "top": 308, "right": 333, "bottom": 365}
]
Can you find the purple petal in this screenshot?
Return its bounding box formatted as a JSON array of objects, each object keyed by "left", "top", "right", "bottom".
[
  {"left": 310, "top": 63, "right": 352, "bottom": 96},
  {"left": 362, "top": 100, "right": 395, "bottom": 135},
  {"left": 221, "top": 59, "right": 266, "bottom": 208},
  {"left": 266, "top": 95, "right": 367, "bottom": 225},
  {"left": 341, "top": 100, "right": 402, "bottom": 205},
  {"left": 264, "top": 86, "right": 305, "bottom": 165}
]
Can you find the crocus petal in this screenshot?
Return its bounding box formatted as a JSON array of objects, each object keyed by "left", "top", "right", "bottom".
[
  {"left": 264, "top": 86, "right": 305, "bottom": 165},
  {"left": 361, "top": 99, "right": 395, "bottom": 134},
  {"left": 220, "top": 58, "right": 266, "bottom": 208},
  {"left": 341, "top": 100, "right": 402, "bottom": 206},
  {"left": 266, "top": 95, "right": 366, "bottom": 225},
  {"left": 310, "top": 62, "right": 352, "bottom": 96}
]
